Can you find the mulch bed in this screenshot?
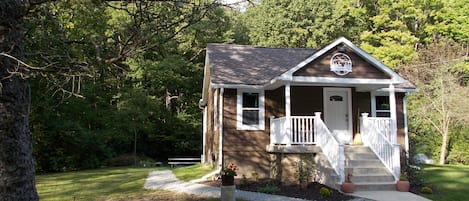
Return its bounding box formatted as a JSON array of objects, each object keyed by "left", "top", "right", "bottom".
[{"left": 200, "top": 178, "right": 360, "bottom": 201}]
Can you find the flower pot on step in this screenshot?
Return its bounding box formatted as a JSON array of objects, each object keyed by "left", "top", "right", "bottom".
[
  {"left": 396, "top": 181, "right": 410, "bottom": 192},
  {"left": 341, "top": 182, "right": 354, "bottom": 193}
]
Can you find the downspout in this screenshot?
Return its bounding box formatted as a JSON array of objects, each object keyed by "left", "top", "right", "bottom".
[
  {"left": 218, "top": 88, "right": 224, "bottom": 167},
  {"left": 404, "top": 92, "right": 410, "bottom": 162}
]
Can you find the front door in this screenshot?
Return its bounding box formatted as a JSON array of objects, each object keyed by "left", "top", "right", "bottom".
[{"left": 324, "top": 88, "right": 352, "bottom": 144}]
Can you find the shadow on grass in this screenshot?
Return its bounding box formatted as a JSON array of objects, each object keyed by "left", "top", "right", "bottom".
[{"left": 419, "top": 164, "right": 469, "bottom": 201}]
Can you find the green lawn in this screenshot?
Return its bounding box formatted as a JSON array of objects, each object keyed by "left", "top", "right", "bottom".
[
  {"left": 420, "top": 164, "right": 469, "bottom": 201},
  {"left": 36, "top": 165, "right": 222, "bottom": 201},
  {"left": 172, "top": 164, "right": 215, "bottom": 181},
  {"left": 36, "top": 167, "right": 161, "bottom": 201}
]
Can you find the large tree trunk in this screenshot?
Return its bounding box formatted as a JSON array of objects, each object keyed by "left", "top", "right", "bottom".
[
  {"left": 439, "top": 130, "right": 448, "bottom": 165},
  {"left": 0, "top": 1, "right": 39, "bottom": 200}
]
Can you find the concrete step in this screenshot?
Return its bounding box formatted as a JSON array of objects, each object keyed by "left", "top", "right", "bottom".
[
  {"left": 349, "top": 166, "right": 391, "bottom": 175},
  {"left": 344, "top": 146, "right": 373, "bottom": 153},
  {"left": 345, "top": 152, "right": 378, "bottom": 160},
  {"left": 353, "top": 181, "right": 396, "bottom": 191},
  {"left": 346, "top": 159, "right": 383, "bottom": 167},
  {"left": 351, "top": 174, "right": 395, "bottom": 183}
]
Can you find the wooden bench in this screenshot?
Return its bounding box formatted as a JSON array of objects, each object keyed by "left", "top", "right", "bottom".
[{"left": 168, "top": 157, "right": 201, "bottom": 168}]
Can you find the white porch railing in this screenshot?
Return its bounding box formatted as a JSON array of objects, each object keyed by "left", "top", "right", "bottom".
[
  {"left": 270, "top": 116, "right": 315, "bottom": 145},
  {"left": 363, "top": 117, "right": 395, "bottom": 143},
  {"left": 270, "top": 113, "right": 345, "bottom": 183},
  {"left": 313, "top": 112, "right": 345, "bottom": 183},
  {"left": 360, "top": 113, "right": 400, "bottom": 181}
]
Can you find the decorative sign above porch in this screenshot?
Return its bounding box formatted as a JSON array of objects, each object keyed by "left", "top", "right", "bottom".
[{"left": 330, "top": 53, "right": 352, "bottom": 75}]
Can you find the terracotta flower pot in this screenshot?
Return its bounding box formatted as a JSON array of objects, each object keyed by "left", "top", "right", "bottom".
[
  {"left": 221, "top": 175, "right": 235, "bottom": 186},
  {"left": 341, "top": 182, "right": 354, "bottom": 193},
  {"left": 396, "top": 181, "right": 410, "bottom": 192}
]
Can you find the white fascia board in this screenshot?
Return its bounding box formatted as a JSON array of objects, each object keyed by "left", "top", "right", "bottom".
[
  {"left": 280, "top": 37, "right": 347, "bottom": 80},
  {"left": 340, "top": 39, "right": 407, "bottom": 83},
  {"left": 278, "top": 37, "right": 407, "bottom": 84},
  {"left": 211, "top": 83, "right": 266, "bottom": 90},
  {"left": 285, "top": 76, "right": 395, "bottom": 85},
  {"left": 199, "top": 54, "right": 211, "bottom": 108},
  {"left": 376, "top": 87, "right": 418, "bottom": 93}
]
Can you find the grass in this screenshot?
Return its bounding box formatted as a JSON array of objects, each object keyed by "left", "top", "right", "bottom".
[
  {"left": 172, "top": 164, "right": 216, "bottom": 181},
  {"left": 35, "top": 165, "right": 239, "bottom": 201},
  {"left": 36, "top": 167, "right": 163, "bottom": 201},
  {"left": 419, "top": 164, "right": 469, "bottom": 201}
]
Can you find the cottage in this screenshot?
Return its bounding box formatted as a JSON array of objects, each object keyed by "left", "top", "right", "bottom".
[{"left": 199, "top": 37, "right": 415, "bottom": 190}]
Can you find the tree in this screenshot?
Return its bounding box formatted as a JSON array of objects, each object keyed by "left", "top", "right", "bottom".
[
  {"left": 2, "top": 0, "right": 225, "bottom": 198},
  {"left": 404, "top": 43, "right": 469, "bottom": 165},
  {"left": 242, "top": 0, "right": 365, "bottom": 48},
  {"left": 0, "top": 1, "right": 39, "bottom": 200}
]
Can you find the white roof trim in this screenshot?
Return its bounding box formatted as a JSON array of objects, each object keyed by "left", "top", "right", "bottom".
[
  {"left": 211, "top": 83, "right": 265, "bottom": 89},
  {"left": 284, "top": 76, "right": 395, "bottom": 85},
  {"left": 278, "top": 37, "right": 407, "bottom": 84}
]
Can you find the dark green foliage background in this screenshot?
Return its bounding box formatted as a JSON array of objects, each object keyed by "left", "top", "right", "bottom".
[{"left": 24, "top": 0, "right": 469, "bottom": 172}]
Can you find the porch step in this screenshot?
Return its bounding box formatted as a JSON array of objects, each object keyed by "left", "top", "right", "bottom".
[
  {"left": 344, "top": 145, "right": 396, "bottom": 191},
  {"left": 353, "top": 182, "right": 396, "bottom": 191}
]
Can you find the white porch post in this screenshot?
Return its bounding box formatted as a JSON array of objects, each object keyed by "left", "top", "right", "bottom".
[
  {"left": 285, "top": 83, "right": 291, "bottom": 146},
  {"left": 389, "top": 84, "right": 397, "bottom": 144},
  {"left": 285, "top": 83, "right": 291, "bottom": 117}
]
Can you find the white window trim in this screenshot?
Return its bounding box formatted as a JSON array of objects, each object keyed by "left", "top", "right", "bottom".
[
  {"left": 371, "top": 91, "right": 390, "bottom": 117},
  {"left": 236, "top": 89, "right": 265, "bottom": 130}
]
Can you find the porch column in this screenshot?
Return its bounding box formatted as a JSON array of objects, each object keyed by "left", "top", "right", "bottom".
[
  {"left": 285, "top": 83, "right": 291, "bottom": 117},
  {"left": 389, "top": 84, "right": 397, "bottom": 144},
  {"left": 285, "top": 83, "right": 291, "bottom": 146}
]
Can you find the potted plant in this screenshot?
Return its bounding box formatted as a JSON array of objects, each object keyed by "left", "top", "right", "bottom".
[
  {"left": 341, "top": 171, "right": 354, "bottom": 193},
  {"left": 220, "top": 163, "right": 238, "bottom": 186},
  {"left": 396, "top": 173, "right": 410, "bottom": 192}
]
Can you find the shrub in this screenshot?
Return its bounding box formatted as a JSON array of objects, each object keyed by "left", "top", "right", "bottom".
[
  {"left": 421, "top": 186, "right": 433, "bottom": 194},
  {"left": 108, "top": 154, "right": 138, "bottom": 167},
  {"left": 320, "top": 187, "right": 331, "bottom": 197},
  {"left": 257, "top": 182, "right": 280, "bottom": 194}
]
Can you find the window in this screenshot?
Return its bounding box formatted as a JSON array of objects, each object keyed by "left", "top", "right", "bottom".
[
  {"left": 237, "top": 90, "right": 264, "bottom": 130},
  {"left": 375, "top": 96, "right": 390, "bottom": 117}
]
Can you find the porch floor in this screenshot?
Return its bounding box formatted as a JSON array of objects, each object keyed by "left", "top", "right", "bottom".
[{"left": 266, "top": 144, "right": 321, "bottom": 154}]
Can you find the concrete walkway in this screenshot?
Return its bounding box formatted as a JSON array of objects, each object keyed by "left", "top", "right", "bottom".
[
  {"left": 143, "top": 170, "right": 429, "bottom": 201},
  {"left": 352, "top": 191, "right": 431, "bottom": 201}
]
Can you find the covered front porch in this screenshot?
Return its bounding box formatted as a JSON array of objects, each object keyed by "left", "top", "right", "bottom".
[{"left": 267, "top": 111, "right": 401, "bottom": 184}]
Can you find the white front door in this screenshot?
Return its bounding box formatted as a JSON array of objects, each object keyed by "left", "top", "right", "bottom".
[{"left": 324, "top": 88, "right": 353, "bottom": 144}]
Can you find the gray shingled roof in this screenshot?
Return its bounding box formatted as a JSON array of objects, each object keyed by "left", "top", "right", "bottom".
[{"left": 207, "top": 44, "right": 316, "bottom": 85}]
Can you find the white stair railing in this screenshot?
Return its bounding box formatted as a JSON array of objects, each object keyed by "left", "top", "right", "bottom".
[
  {"left": 361, "top": 113, "right": 400, "bottom": 181},
  {"left": 314, "top": 112, "right": 345, "bottom": 183}
]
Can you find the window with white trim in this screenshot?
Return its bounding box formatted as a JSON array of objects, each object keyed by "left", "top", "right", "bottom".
[
  {"left": 237, "top": 89, "right": 265, "bottom": 130},
  {"left": 374, "top": 96, "right": 390, "bottom": 117}
]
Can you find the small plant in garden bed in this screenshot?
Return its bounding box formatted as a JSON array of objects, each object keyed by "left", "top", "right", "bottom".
[
  {"left": 319, "top": 187, "right": 331, "bottom": 197},
  {"left": 421, "top": 186, "right": 433, "bottom": 194}
]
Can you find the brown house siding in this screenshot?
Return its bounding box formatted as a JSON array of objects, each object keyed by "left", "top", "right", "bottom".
[
  {"left": 221, "top": 87, "right": 289, "bottom": 178},
  {"left": 222, "top": 89, "right": 271, "bottom": 178},
  {"left": 293, "top": 48, "right": 390, "bottom": 79},
  {"left": 291, "top": 86, "right": 323, "bottom": 116},
  {"left": 396, "top": 93, "right": 406, "bottom": 148},
  {"left": 217, "top": 87, "right": 408, "bottom": 178},
  {"left": 204, "top": 86, "right": 220, "bottom": 166}
]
